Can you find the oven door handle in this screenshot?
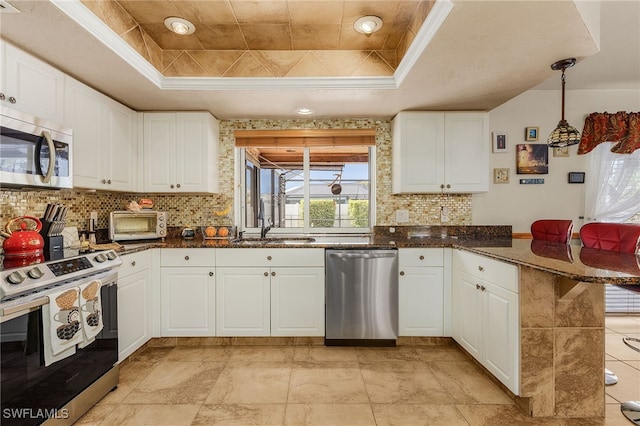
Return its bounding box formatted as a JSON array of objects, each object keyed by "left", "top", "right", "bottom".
[
  {"left": 1, "top": 296, "right": 49, "bottom": 318},
  {"left": 35, "top": 130, "right": 55, "bottom": 184}
]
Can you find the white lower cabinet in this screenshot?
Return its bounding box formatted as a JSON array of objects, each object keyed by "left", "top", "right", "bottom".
[
  {"left": 452, "top": 250, "right": 519, "bottom": 394},
  {"left": 215, "top": 268, "right": 270, "bottom": 336},
  {"left": 215, "top": 249, "right": 325, "bottom": 337},
  {"left": 160, "top": 249, "right": 215, "bottom": 336},
  {"left": 271, "top": 267, "right": 325, "bottom": 336},
  {"left": 398, "top": 248, "right": 445, "bottom": 336},
  {"left": 117, "top": 250, "right": 152, "bottom": 361}
]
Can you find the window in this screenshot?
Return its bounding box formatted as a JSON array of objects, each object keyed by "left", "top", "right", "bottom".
[
  {"left": 237, "top": 132, "right": 375, "bottom": 234},
  {"left": 585, "top": 143, "right": 640, "bottom": 223}
]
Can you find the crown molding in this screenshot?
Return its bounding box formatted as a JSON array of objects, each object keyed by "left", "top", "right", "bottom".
[
  {"left": 51, "top": 0, "right": 451, "bottom": 92},
  {"left": 394, "top": 0, "right": 454, "bottom": 86}
]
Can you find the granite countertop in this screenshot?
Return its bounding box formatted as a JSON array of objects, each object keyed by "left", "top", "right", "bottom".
[
  {"left": 117, "top": 235, "right": 640, "bottom": 285},
  {"left": 462, "top": 239, "right": 640, "bottom": 285}
]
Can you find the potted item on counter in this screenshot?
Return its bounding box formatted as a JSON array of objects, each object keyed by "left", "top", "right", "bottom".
[{"left": 181, "top": 226, "right": 196, "bottom": 240}]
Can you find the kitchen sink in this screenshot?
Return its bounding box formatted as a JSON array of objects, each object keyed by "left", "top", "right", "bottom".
[{"left": 231, "top": 237, "right": 316, "bottom": 246}]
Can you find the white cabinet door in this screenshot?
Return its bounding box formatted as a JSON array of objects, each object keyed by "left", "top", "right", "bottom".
[
  {"left": 482, "top": 279, "right": 519, "bottom": 393},
  {"left": 444, "top": 113, "right": 489, "bottom": 193},
  {"left": 215, "top": 267, "right": 270, "bottom": 336},
  {"left": 392, "top": 112, "right": 444, "bottom": 194},
  {"left": 1, "top": 41, "right": 64, "bottom": 123},
  {"left": 64, "top": 77, "right": 104, "bottom": 188},
  {"left": 65, "top": 76, "right": 137, "bottom": 191},
  {"left": 143, "top": 112, "right": 219, "bottom": 193},
  {"left": 271, "top": 267, "right": 325, "bottom": 336},
  {"left": 161, "top": 267, "right": 216, "bottom": 336},
  {"left": 103, "top": 99, "right": 137, "bottom": 191},
  {"left": 176, "top": 113, "right": 218, "bottom": 193},
  {"left": 143, "top": 113, "right": 177, "bottom": 192},
  {"left": 118, "top": 269, "right": 151, "bottom": 361},
  {"left": 392, "top": 111, "right": 489, "bottom": 194},
  {"left": 117, "top": 250, "right": 152, "bottom": 361},
  {"left": 399, "top": 266, "right": 444, "bottom": 336},
  {"left": 452, "top": 269, "right": 483, "bottom": 361}
]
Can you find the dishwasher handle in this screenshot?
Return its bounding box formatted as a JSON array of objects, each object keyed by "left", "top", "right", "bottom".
[{"left": 328, "top": 251, "right": 397, "bottom": 260}]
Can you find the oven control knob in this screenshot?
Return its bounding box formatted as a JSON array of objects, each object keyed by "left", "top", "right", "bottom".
[
  {"left": 7, "top": 271, "right": 26, "bottom": 285},
  {"left": 94, "top": 253, "right": 107, "bottom": 263},
  {"left": 106, "top": 251, "right": 117, "bottom": 261},
  {"left": 27, "top": 266, "right": 44, "bottom": 279}
]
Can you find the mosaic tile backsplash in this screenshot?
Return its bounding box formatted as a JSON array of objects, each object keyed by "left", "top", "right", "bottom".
[{"left": 1, "top": 118, "right": 471, "bottom": 239}]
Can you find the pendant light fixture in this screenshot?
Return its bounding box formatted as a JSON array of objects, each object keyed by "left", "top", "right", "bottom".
[{"left": 547, "top": 58, "right": 580, "bottom": 148}]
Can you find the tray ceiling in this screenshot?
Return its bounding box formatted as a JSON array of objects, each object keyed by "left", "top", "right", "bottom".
[{"left": 82, "top": 0, "right": 434, "bottom": 77}]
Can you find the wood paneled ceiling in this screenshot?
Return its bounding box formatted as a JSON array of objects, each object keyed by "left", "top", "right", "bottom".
[{"left": 82, "top": 0, "right": 433, "bottom": 77}]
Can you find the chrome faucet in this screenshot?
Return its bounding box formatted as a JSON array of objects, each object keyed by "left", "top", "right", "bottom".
[{"left": 258, "top": 199, "right": 273, "bottom": 238}]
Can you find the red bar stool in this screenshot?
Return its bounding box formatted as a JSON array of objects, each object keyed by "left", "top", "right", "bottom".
[
  {"left": 579, "top": 223, "right": 640, "bottom": 392},
  {"left": 530, "top": 219, "right": 574, "bottom": 244},
  {"left": 579, "top": 222, "right": 640, "bottom": 253}
]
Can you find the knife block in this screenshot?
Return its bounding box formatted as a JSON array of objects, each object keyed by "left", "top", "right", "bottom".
[
  {"left": 43, "top": 235, "right": 63, "bottom": 260},
  {"left": 40, "top": 219, "right": 64, "bottom": 260}
]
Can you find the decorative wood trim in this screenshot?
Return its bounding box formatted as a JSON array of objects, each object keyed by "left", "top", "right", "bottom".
[
  {"left": 512, "top": 233, "right": 533, "bottom": 239},
  {"left": 234, "top": 129, "right": 376, "bottom": 147}
]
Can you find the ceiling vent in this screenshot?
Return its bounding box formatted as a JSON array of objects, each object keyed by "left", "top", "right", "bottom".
[{"left": 0, "top": 0, "right": 21, "bottom": 14}]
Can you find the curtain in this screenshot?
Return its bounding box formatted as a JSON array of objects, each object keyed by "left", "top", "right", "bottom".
[
  {"left": 584, "top": 143, "right": 640, "bottom": 222},
  {"left": 578, "top": 111, "right": 640, "bottom": 155}
]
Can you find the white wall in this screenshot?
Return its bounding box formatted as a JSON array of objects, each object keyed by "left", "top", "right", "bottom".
[{"left": 474, "top": 88, "right": 640, "bottom": 233}]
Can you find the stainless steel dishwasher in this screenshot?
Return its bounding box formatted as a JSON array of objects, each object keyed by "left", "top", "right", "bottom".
[{"left": 325, "top": 248, "right": 398, "bottom": 346}]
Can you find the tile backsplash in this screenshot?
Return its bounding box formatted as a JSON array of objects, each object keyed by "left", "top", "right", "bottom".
[{"left": 0, "top": 117, "right": 471, "bottom": 236}]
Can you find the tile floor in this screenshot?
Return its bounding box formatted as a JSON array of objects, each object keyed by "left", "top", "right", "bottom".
[{"left": 77, "top": 315, "right": 640, "bottom": 425}]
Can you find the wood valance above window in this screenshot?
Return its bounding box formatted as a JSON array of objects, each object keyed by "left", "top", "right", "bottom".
[
  {"left": 578, "top": 111, "right": 640, "bottom": 155},
  {"left": 234, "top": 129, "right": 376, "bottom": 147}
]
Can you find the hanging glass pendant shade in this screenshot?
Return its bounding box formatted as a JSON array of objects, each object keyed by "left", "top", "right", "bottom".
[{"left": 548, "top": 58, "right": 581, "bottom": 148}]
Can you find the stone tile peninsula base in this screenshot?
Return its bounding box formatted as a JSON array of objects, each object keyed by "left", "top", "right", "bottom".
[{"left": 518, "top": 265, "right": 605, "bottom": 418}]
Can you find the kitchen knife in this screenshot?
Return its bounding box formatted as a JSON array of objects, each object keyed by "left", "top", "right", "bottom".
[
  {"left": 48, "top": 205, "right": 59, "bottom": 223},
  {"left": 43, "top": 204, "right": 52, "bottom": 221}
]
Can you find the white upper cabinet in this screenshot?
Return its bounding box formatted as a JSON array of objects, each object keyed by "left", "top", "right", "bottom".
[
  {"left": 1, "top": 41, "right": 65, "bottom": 123},
  {"left": 143, "top": 112, "right": 219, "bottom": 193},
  {"left": 64, "top": 76, "right": 138, "bottom": 191},
  {"left": 392, "top": 111, "right": 489, "bottom": 194}
]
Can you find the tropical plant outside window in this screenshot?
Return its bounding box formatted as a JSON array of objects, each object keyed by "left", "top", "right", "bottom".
[{"left": 241, "top": 144, "right": 373, "bottom": 233}]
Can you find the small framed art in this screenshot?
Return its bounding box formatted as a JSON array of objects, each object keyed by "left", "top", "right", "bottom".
[
  {"left": 493, "top": 168, "right": 510, "bottom": 184},
  {"left": 568, "top": 172, "right": 585, "bottom": 183},
  {"left": 525, "top": 127, "right": 539, "bottom": 141},
  {"left": 492, "top": 132, "right": 508, "bottom": 153},
  {"left": 553, "top": 147, "right": 570, "bottom": 157}
]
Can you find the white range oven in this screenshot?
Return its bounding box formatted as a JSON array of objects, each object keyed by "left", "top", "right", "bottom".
[{"left": 0, "top": 250, "right": 121, "bottom": 425}]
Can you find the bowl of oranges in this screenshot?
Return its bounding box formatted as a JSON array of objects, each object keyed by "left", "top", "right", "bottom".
[{"left": 202, "top": 226, "right": 236, "bottom": 240}]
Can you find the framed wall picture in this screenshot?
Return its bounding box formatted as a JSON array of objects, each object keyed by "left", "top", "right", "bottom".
[
  {"left": 492, "top": 132, "right": 508, "bottom": 153},
  {"left": 568, "top": 172, "right": 585, "bottom": 183},
  {"left": 516, "top": 144, "right": 548, "bottom": 174},
  {"left": 493, "top": 168, "right": 510, "bottom": 184},
  {"left": 525, "top": 127, "right": 539, "bottom": 141},
  {"left": 553, "top": 146, "right": 570, "bottom": 157}
]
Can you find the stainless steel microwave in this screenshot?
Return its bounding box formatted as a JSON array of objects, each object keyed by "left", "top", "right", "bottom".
[
  {"left": 109, "top": 211, "right": 168, "bottom": 241},
  {"left": 0, "top": 106, "right": 73, "bottom": 189}
]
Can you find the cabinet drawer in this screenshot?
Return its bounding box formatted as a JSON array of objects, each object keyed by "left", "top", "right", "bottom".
[
  {"left": 120, "top": 250, "right": 151, "bottom": 277},
  {"left": 216, "top": 248, "right": 324, "bottom": 267},
  {"left": 160, "top": 248, "right": 214, "bottom": 267},
  {"left": 399, "top": 248, "right": 444, "bottom": 267},
  {"left": 455, "top": 250, "right": 518, "bottom": 293}
]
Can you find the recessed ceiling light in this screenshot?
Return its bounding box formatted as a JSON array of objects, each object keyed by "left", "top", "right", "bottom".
[
  {"left": 296, "top": 108, "right": 314, "bottom": 115},
  {"left": 354, "top": 16, "right": 383, "bottom": 34},
  {"left": 164, "top": 17, "right": 195, "bottom": 35}
]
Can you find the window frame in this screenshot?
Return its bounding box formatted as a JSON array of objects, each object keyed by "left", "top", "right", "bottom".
[{"left": 235, "top": 146, "right": 376, "bottom": 236}]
